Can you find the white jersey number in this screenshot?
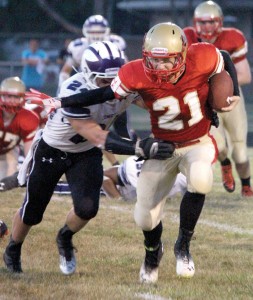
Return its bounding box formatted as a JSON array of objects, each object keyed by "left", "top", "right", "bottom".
[{"left": 153, "top": 91, "right": 203, "bottom": 130}]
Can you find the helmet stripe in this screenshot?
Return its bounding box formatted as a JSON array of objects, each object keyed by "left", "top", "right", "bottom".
[{"left": 102, "top": 41, "right": 114, "bottom": 59}]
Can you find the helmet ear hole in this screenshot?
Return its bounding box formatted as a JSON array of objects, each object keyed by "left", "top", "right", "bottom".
[{"left": 81, "top": 41, "right": 125, "bottom": 89}]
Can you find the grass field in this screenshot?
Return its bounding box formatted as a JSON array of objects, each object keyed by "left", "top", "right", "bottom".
[{"left": 0, "top": 152, "right": 253, "bottom": 300}]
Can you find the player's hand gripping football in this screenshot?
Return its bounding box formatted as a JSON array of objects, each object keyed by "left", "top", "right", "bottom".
[
  {"left": 25, "top": 89, "right": 61, "bottom": 115},
  {"left": 220, "top": 95, "right": 240, "bottom": 112},
  {"left": 135, "top": 137, "right": 175, "bottom": 160},
  {"left": 0, "top": 220, "right": 8, "bottom": 238}
]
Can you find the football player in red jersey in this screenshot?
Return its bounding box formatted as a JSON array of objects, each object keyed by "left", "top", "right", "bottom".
[
  {"left": 0, "top": 77, "right": 39, "bottom": 183},
  {"left": 184, "top": 1, "right": 252, "bottom": 197},
  {"left": 25, "top": 22, "right": 239, "bottom": 283}
]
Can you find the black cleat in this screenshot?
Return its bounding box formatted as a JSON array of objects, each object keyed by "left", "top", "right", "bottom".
[
  {"left": 174, "top": 228, "right": 195, "bottom": 278},
  {"left": 139, "top": 241, "right": 163, "bottom": 284},
  {"left": 56, "top": 230, "right": 76, "bottom": 275},
  {"left": 3, "top": 247, "right": 23, "bottom": 273}
]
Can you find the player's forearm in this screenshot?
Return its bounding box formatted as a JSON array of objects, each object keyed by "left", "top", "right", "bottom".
[
  {"left": 102, "top": 177, "right": 122, "bottom": 199},
  {"left": 102, "top": 131, "right": 135, "bottom": 155},
  {"left": 235, "top": 59, "right": 252, "bottom": 86},
  {"left": 61, "top": 86, "right": 115, "bottom": 108}
]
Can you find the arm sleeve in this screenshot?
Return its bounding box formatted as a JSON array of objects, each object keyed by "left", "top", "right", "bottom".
[
  {"left": 220, "top": 50, "right": 240, "bottom": 96},
  {"left": 113, "top": 111, "right": 131, "bottom": 139},
  {"left": 104, "top": 131, "right": 135, "bottom": 155},
  {"left": 61, "top": 86, "right": 115, "bottom": 108}
]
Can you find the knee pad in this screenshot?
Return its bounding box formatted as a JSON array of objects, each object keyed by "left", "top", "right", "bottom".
[
  {"left": 134, "top": 205, "right": 152, "bottom": 230},
  {"left": 22, "top": 213, "right": 43, "bottom": 226},
  {"left": 134, "top": 203, "right": 162, "bottom": 231},
  {"left": 188, "top": 161, "right": 213, "bottom": 194},
  {"left": 74, "top": 198, "right": 99, "bottom": 220}
]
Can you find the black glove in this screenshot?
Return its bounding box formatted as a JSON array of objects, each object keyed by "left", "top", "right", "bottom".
[
  {"left": 0, "top": 220, "right": 8, "bottom": 238},
  {"left": 135, "top": 137, "right": 175, "bottom": 160}
]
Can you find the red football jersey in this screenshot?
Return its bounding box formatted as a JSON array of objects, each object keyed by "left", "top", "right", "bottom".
[
  {"left": 111, "top": 43, "right": 223, "bottom": 143},
  {"left": 184, "top": 27, "right": 247, "bottom": 64},
  {"left": 32, "top": 105, "right": 48, "bottom": 127},
  {"left": 0, "top": 108, "right": 39, "bottom": 154}
]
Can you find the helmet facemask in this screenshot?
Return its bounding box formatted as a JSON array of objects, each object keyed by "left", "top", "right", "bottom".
[
  {"left": 194, "top": 17, "right": 223, "bottom": 41},
  {"left": 143, "top": 51, "right": 186, "bottom": 84},
  {"left": 0, "top": 94, "right": 25, "bottom": 114}
]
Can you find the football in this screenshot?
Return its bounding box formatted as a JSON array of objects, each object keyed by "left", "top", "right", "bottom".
[{"left": 208, "top": 70, "right": 234, "bottom": 111}]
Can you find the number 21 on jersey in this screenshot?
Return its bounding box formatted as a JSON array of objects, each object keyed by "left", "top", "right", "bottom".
[{"left": 153, "top": 91, "right": 204, "bottom": 130}]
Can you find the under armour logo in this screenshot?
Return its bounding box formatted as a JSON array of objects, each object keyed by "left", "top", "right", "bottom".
[{"left": 42, "top": 157, "right": 53, "bottom": 163}]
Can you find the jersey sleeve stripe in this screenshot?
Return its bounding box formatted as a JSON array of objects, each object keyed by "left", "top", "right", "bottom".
[
  {"left": 62, "top": 111, "right": 91, "bottom": 119},
  {"left": 111, "top": 77, "right": 132, "bottom": 97},
  {"left": 210, "top": 48, "right": 224, "bottom": 78},
  {"left": 24, "top": 130, "right": 37, "bottom": 141},
  {"left": 230, "top": 41, "right": 248, "bottom": 59}
]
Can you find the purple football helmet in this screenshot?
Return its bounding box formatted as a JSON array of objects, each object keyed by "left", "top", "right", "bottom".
[
  {"left": 81, "top": 41, "right": 125, "bottom": 88},
  {"left": 82, "top": 15, "right": 110, "bottom": 42}
]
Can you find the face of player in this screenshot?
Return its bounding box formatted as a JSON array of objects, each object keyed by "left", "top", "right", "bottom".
[
  {"left": 196, "top": 20, "right": 220, "bottom": 42},
  {"left": 149, "top": 56, "right": 185, "bottom": 84},
  {"left": 1, "top": 94, "right": 23, "bottom": 114},
  {"left": 95, "top": 77, "right": 114, "bottom": 88},
  {"left": 150, "top": 57, "right": 177, "bottom": 71}
]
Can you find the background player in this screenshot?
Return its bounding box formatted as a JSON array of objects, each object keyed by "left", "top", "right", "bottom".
[
  {"left": 184, "top": 0, "right": 253, "bottom": 197},
  {"left": 0, "top": 77, "right": 39, "bottom": 185},
  {"left": 102, "top": 155, "right": 187, "bottom": 201}
]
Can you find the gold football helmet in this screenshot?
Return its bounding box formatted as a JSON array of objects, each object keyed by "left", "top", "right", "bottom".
[
  {"left": 0, "top": 77, "right": 26, "bottom": 113},
  {"left": 194, "top": 1, "right": 223, "bottom": 41},
  {"left": 142, "top": 22, "right": 188, "bottom": 84}
]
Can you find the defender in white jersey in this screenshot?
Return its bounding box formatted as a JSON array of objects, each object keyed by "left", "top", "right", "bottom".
[
  {"left": 58, "top": 14, "right": 130, "bottom": 166},
  {"left": 102, "top": 156, "right": 187, "bottom": 201},
  {"left": 4, "top": 41, "right": 174, "bottom": 275}
]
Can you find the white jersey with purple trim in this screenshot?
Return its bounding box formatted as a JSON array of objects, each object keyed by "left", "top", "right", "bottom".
[
  {"left": 42, "top": 72, "right": 136, "bottom": 153},
  {"left": 117, "top": 156, "right": 187, "bottom": 201},
  {"left": 66, "top": 34, "right": 126, "bottom": 70}
]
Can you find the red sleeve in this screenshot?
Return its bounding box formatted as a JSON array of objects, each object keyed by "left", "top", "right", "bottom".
[
  {"left": 215, "top": 28, "right": 248, "bottom": 64},
  {"left": 18, "top": 109, "right": 40, "bottom": 142},
  {"left": 32, "top": 106, "right": 48, "bottom": 127},
  {"left": 183, "top": 27, "right": 199, "bottom": 46},
  {"left": 111, "top": 59, "right": 144, "bottom": 98},
  {"left": 188, "top": 43, "right": 224, "bottom": 76}
]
